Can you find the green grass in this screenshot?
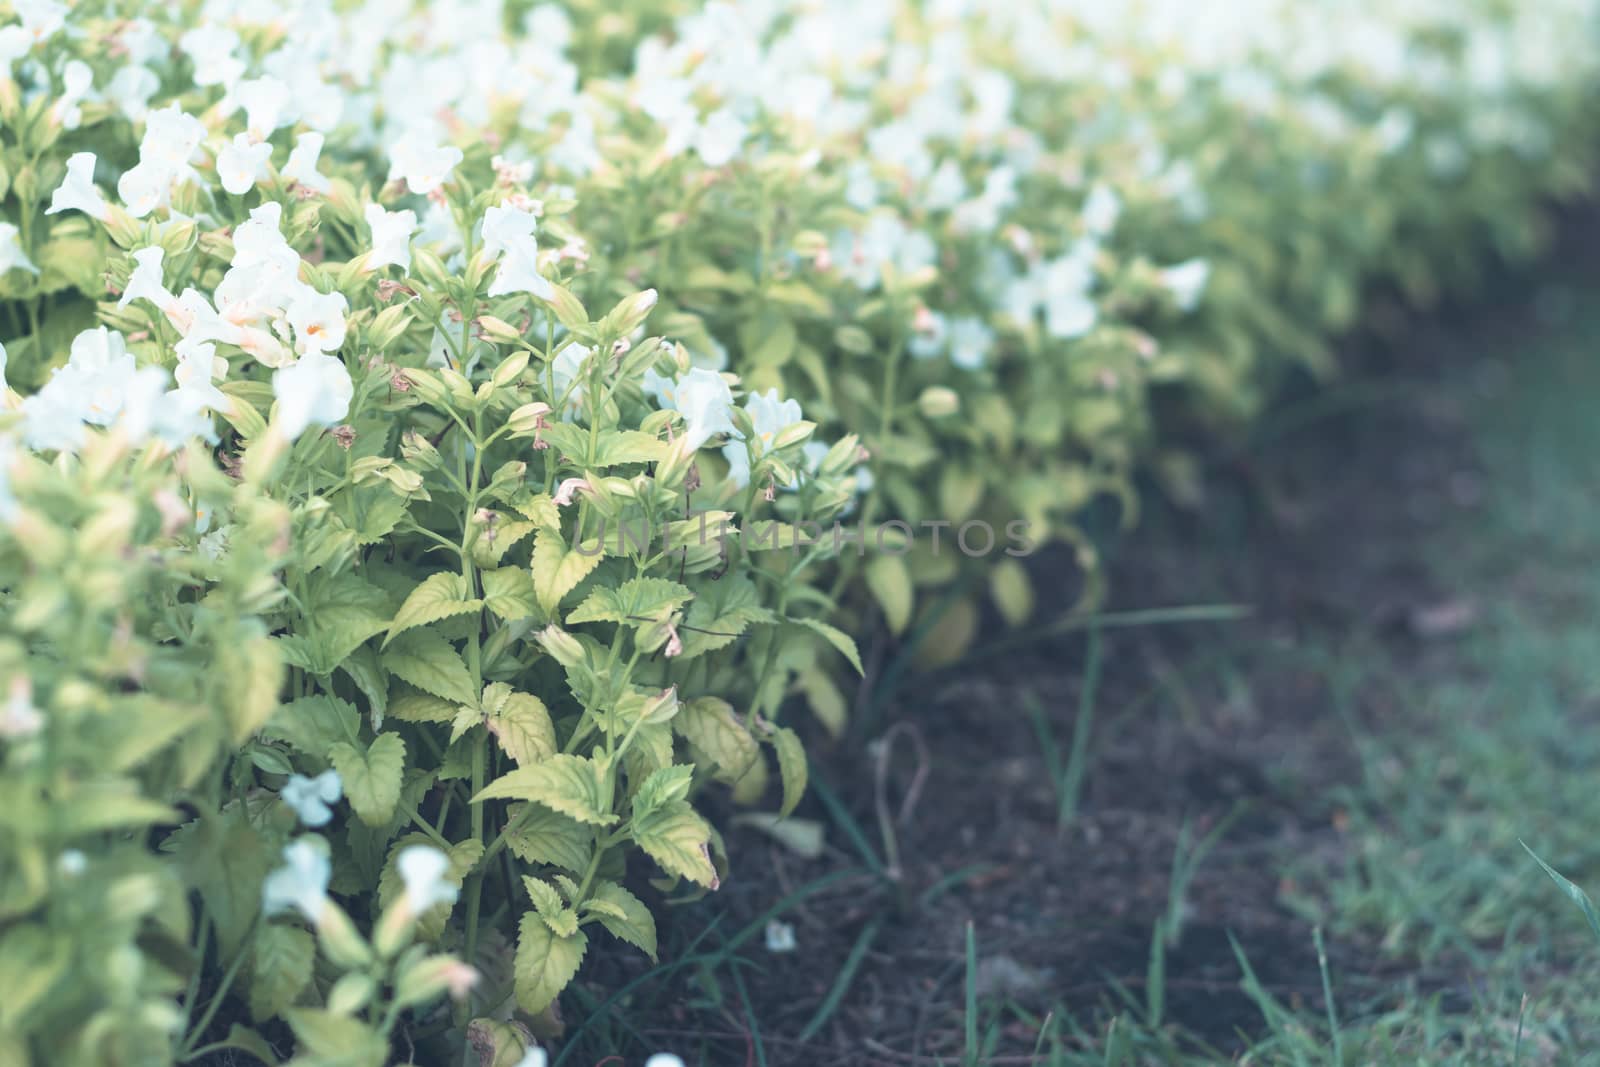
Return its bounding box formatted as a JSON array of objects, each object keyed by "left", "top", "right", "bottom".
[{"left": 954, "top": 285, "right": 1600, "bottom": 1064}]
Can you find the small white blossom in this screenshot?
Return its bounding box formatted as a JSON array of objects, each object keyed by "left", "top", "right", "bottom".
[
  {"left": 282, "top": 132, "right": 330, "bottom": 193},
  {"left": 388, "top": 134, "right": 463, "bottom": 195},
  {"left": 1160, "top": 259, "right": 1210, "bottom": 312},
  {"left": 217, "top": 132, "right": 273, "bottom": 195},
  {"left": 486, "top": 233, "right": 554, "bottom": 301},
  {"left": 363, "top": 203, "right": 418, "bottom": 272},
  {"left": 398, "top": 844, "right": 458, "bottom": 915},
  {"left": 273, "top": 353, "right": 352, "bottom": 440},
  {"left": 45, "top": 152, "right": 109, "bottom": 220},
  {"left": 287, "top": 289, "right": 349, "bottom": 354},
  {"left": 643, "top": 366, "right": 735, "bottom": 451},
  {"left": 0, "top": 224, "right": 37, "bottom": 275},
  {"left": 262, "top": 838, "right": 331, "bottom": 923},
  {"left": 281, "top": 770, "right": 343, "bottom": 827}
]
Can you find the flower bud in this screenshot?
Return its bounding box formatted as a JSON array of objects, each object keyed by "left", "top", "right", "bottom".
[{"left": 917, "top": 386, "right": 960, "bottom": 418}]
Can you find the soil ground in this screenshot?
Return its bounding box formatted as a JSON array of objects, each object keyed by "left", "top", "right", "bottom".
[{"left": 559, "top": 220, "right": 1600, "bottom": 1065}]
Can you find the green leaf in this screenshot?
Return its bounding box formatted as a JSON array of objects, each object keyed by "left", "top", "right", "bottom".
[
  {"left": 387, "top": 685, "right": 458, "bottom": 724},
  {"left": 220, "top": 635, "right": 283, "bottom": 743},
  {"left": 302, "top": 574, "right": 394, "bottom": 675},
  {"left": 473, "top": 519, "right": 537, "bottom": 567},
  {"left": 523, "top": 877, "right": 579, "bottom": 937},
  {"left": 568, "top": 577, "right": 693, "bottom": 626},
  {"left": 586, "top": 881, "right": 657, "bottom": 961},
  {"left": 488, "top": 692, "right": 557, "bottom": 766},
  {"left": 593, "top": 429, "right": 668, "bottom": 466},
  {"left": 631, "top": 764, "right": 694, "bottom": 821},
  {"left": 329, "top": 733, "right": 407, "bottom": 826},
  {"left": 768, "top": 726, "right": 808, "bottom": 818},
  {"left": 381, "top": 629, "right": 477, "bottom": 705},
  {"left": 287, "top": 1009, "right": 388, "bottom": 1067},
  {"left": 473, "top": 754, "right": 617, "bottom": 826},
  {"left": 1524, "top": 842, "right": 1600, "bottom": 943},
  {"left": 248, "top": 924, "right": 315, "bottom": 1022},
  {"left": 515, "top": 914, "right": 587, "bottom": 1014},
  {"left": 793, "top": 617, "right": 864, "bottom": 675},
  {"left": 532, "top": 528, "right": 604, "bottom": 616},
  {"left": 385, "top": 573, "right": 481, "bottom": 646},
  {"left": 631, "top": 799, "right": 719, "bottom": 889},
  {"left": 674, "top": 697, "right": 760, "bottom": 785},
  {"left": 503, "top": 804, "right": 593, "bottom": 873},
  {"left": 339, "top": 646, "right": 388, "bottom": 729},
  {"left": 262, "top": 695, "right": 360, "bottom": 758},
  {"left": 678, "top": 576, "right": 777, "bottom": 659},
  {"left": 482, "top": 565, "right": 539, "bottom": 621},
  {"left": 865, "top": 554, "right": 914, "bottom": 636}
]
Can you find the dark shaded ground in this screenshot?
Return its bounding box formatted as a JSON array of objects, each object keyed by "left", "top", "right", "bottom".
[{"left": 562, "top": 218, "right": 1600, "bottom": 1065}]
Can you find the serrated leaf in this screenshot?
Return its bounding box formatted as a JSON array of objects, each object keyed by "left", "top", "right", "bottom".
[
  {"left": 248, "top": 924, "right": 315, "bottom": 1022},
  {"left": 503, "top": 804, "right": 593, "bottom": 873},
  {"left": 474, "top": 754, "right": 617, "bottom": 826},
  {"left": 587, "top": 881, "right": 657, "bottom": 961},
  {"left": 678, "top": 576, "right": 776, "bottom": 658},
  {"left": 593, "top": 429, "right": 668, "bottom": 466},
  {"left": 302, "top": 574, "right": 394, "bottom": 674},
  {"left": 568, "top": 577, "right": 693, "bottom": 627},
  {"left": 631, "top": 764, "right": 694, "bottom": 821},
  {"left": 508, "top": 490, "right": 561, "bottom": 527},
  {"left": 329, "top": 733, "right": 406, "bottom": 826},
  {"left": 532, "top": 528, "right": 604, "bottom": 616},
  {"left": 674, "top": 697, "right": 760, "bottom": 786},
  {"left": 482, "top": 565, "right": 538, "bottom": 621},
  {"left": 865, "top": 553, "right": 914, "bottom": 636},
  {"left": 631, "top": 800, "right": 718, "bottom": 889},
  {"left": 381, "top": 629, "right": 477, "bottom": 705},
  {"left": 473, "top": 518, "right": 537, "bottom": 567},
  {"left": 523, "top": 876, "right": 566, "bottom": 920},
  {"left": 449, "top": 703, "right": 481, "bottom": 746},
  {"left": 385, "top": 573, "right": 482, "bottom": 646},
  {"left": 387, "top": 685, "right": 458, "bottom": 724},
  {"left": 768, "top": 726, "right": 807, "bottom": 818},
  {"left": 793, "top": 617, "right": 864, "bottom": 675},
  {"left": 488, "top": 692, "right": 557, "bottom": 766},
  {"left": 263, "top": 695, "right": 360, "bottom": 757},
  {"left": 515, "top": 915, "right": 586, "bottom": 1014}
]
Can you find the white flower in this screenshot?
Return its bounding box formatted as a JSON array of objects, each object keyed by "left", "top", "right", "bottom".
[
  {"left": 235, "top": 76, "right": 291, "bottom": 141},
  {"left": 45, "top": 152, "right": 109, "bottom": 220},
  {"left": 262, "top": 838, "right": 331, "bottom": 923},
  {"left": 179, "top": 25, "right": 244, "bottom": 88},
  {"left": 273, "top": 353, "right": 352, "bottom": 440},
  {"left": 173, "top": 336, "right": 230, "bottom": 413},
  {"left": 117, "top": 163, "right": 168, "bottom": 218},
  {"left": 230, "top": 202, "right": 296, "bottom": 271},
  {"left": 281, "top": 770, "right": 343, "bottom": 827},
  {"left": 388, "top": 134, "right": 463, "bottom": 195},
  {"left": 909, "top": 308, "right": 948, "bottom": 360},
  {"left": 510, "top": 1049, "right": 548, "bottom": 1067},
  {"left": 108, "top": 64, "right": 160, "bottom": 122},
  {"left": 693, "top": 107, "right": 747, "bottom": 167},
  {"left": 764, "top": 920, "right": 797, "bottom": 953},
  {"left": 363, "top": 203, "right": 418, "bottom": 271},
  {"left": 68, "top": 327, "right": 138, "bottom": 426},
  {"left": 0, "top": 224, "right": 36, "bottom": 275},
  {"left": 722, "top": 388, "right": 804, "bottom": 488},
  {"left": 50, "top": 60, "right": 93, "bottom": 130},
  {"left": 138, "top": 105, "right": 207, "bottom": 179},
  {"left": 217, "top": 132, "right": 273, "bottom": 196},
  {"left": 1160, "top": 259, "right": 1210, "bottom": 312},
  {"left": 282, "top": 132, "right": 330, "bottom": 193},
  {"left": 7, "top": 0, "right": 65, "bottom": 50},
  {"left": 119, "top": 246, "right": 174, "bottom": 311},
  {"left": 644, "top": 366, "right": 735, "bottom": 451},
  {"left": 486, "top": 233, "right": 554, "bottom": 300},
  {"left": 948, "top": 316, "right": 994, "bottom": 370},
  {"left": 287, "top": 289, "right": 349, "bottom": 354},
  {"left": 1082, "top": 183, "right": 1121, "bottom": 238},
  {"left": 398, "top": 844, "right": 458, "bottom": 915},
  {"left": 643, "top": 1056, "right": 686, "bottom": 1067},
  {"left": 1042, "top": 254, "right": 1097, "bottom": 340},
  {"left": 481, "top": 201, "right": 538, "bottom": 261}
]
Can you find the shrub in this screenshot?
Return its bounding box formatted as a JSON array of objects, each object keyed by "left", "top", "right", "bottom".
[{"left": 0, "top": 0, "right": 1595, "bottom": 1062}]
